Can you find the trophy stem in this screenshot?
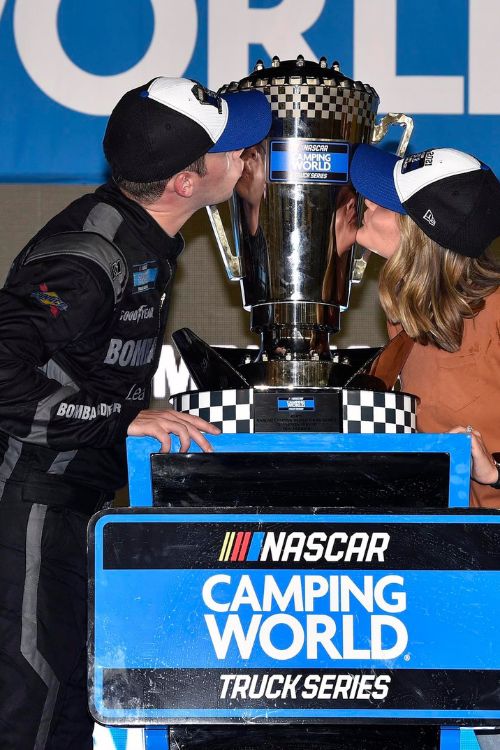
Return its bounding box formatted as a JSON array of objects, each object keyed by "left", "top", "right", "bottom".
[{"left": 257, "top": 327, "right": 333, "bottom": 363}]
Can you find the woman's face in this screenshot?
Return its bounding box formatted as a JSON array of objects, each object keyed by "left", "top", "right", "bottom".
[{"left": 356, "top": 198, "right": 401, "bottom": 259}]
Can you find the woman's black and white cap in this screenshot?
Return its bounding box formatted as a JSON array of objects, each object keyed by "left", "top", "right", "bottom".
[
  {"left": 104, "top": 76, "right": 272, "bottom": 183},
  {"left": 350, "top": 144, "right": 500, "bottom": 257}
]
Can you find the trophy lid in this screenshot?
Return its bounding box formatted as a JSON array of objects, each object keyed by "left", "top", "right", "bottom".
[{"left": 220, "top": 54, "right": 378, "bottom": 101}]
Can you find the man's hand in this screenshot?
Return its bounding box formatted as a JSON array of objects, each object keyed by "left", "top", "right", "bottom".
[
  {"left": 450, "top": 425, "right": 498, "bottom": 484},
  {"left": 127, "top": 408, "right": 221, "bottom": 453}
]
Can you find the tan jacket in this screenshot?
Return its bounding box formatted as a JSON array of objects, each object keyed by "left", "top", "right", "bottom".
[{"left": 388, "top": 287, "right": 500, "bottom": 508}]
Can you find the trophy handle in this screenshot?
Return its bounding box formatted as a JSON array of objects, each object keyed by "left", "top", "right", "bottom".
[
  {"left": 351, "top": 113, "right": 414, "bottom": 283},
  {"left": 371, "top": 113, "right": 414, "bottom": 156},
  {"left": 206, "top": 205, "right": 243, "bottom": 281}
]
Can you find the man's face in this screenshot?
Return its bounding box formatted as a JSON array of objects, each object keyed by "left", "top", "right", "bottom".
[{"left": 200, "top": 150, "right": 244, "bottom": 205}]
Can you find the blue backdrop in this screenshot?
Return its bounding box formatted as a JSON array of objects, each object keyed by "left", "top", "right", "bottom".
[{"left": 1, "top": 0, "right": 499, "bottom": 183}]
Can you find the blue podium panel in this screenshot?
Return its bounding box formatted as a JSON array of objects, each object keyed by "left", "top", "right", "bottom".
[
  {"left": 126, "top": 433, "right": 471, "bottom": 508},
  {"left": 89, "top": 509, "right": 500, "bottom": 726}
]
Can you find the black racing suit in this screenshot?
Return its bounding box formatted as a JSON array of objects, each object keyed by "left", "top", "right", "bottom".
[{"left": 0, "top": 182, "right": 183, "bottom": 749}]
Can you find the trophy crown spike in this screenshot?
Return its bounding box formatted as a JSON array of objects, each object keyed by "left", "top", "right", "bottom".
[{"left": 234, "top": 55, "right": 377, "bottom": 96}]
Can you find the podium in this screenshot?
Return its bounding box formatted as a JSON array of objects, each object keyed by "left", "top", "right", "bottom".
[{"left": 89, "top": 433, "right": 500, "bottom": 749}]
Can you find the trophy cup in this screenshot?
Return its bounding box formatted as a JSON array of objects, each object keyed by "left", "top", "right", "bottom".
[{"left": 171, "top": 56, "right": 417, "bottom": 434}]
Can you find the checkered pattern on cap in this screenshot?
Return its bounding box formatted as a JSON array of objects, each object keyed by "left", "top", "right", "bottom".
[
  {"left": 267, "top": 85, "right": 376, "bottom": 123},
  {"left": 342, "top": 390, "right": 417, "bottom": 434},
  {"left": 170, "top": 389, "right": 254, "bottom": 433}
]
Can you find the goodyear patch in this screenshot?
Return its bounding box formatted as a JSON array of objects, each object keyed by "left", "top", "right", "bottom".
[{"left": 31, "top": 283, "right": 68, "bottom": 318}]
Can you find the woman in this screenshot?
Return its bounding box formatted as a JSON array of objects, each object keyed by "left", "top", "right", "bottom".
[{"left": 350, "top": 145, "right": 500, "bottom": 507}]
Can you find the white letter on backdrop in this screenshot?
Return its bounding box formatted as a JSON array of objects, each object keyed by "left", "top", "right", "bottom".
[
  {"left": 153, "top": 345, "right": 193, "bottom": 400},
  {"left": 13, "top": 0, "right": 197, "bottom": 115},
  {"left": 469, "top": 0, "right": 500, "bottom": 114},
  {"left": 207, "top": 0, "right": 326, "bottom": 91},
  {"left": 0, "top": 0, "right": 8, "bottom": 24},
  {"left": 91, "top": 725, "right": 120, "bottom": 750},
  {"left": 354, "top": 0, "right": 463, "bottom": 114},
  {"left": 92, "top": 725, "right": 144, "bottom": 750}
]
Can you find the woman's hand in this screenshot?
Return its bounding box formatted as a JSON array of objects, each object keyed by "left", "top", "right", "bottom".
[{"left": 450, "top": 426, "right": 499, "bottom": 484}]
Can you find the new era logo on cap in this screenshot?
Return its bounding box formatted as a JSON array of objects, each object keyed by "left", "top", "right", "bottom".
[{"left": 423, "top": 209, "right": 436, "bottom": 226}]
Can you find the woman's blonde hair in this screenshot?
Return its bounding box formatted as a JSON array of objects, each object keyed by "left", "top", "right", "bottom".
[{"left": 379, "top": 215, "right": 500, "bottom": 352}]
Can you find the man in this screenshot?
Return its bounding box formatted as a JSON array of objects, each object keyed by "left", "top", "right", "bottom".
[{"left": 0, "top": 76, "right": 271, "bottom": 749}]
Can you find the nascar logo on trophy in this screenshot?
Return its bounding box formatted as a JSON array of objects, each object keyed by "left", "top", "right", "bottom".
[{"left": 171, "top": 56, "right": 416, "bottom": 434}]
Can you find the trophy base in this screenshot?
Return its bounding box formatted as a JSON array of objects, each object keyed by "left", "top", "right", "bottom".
[{"left": 170, "top": 387, "right": 417, "bottom": 434}]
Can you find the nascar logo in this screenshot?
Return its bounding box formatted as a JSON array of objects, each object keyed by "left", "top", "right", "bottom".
[
  {"left": 219, "top": 531, "right": 262, "bottom": 562},
  {"left": 219, "top": 530, "right": 390, "bottom": 564}
]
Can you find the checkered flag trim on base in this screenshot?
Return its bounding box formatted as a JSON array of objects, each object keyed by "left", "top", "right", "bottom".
[
  {"left": 171, "top": 388, "right": 417, "bottom": 435},
  {"left": 342, "top": 390, "right": 418, "bottom": 434},
  {"left": 267, "top": 84, "right": 377, "bottom": 124},
  {"left": 170, "top": 389, "right": 254, "bottom": 433}
]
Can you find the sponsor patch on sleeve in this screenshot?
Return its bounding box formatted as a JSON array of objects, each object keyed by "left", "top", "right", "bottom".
[
  {"left": 31, "top": 283, "right": 69, "bottom": 317},
  {"left": 132, "top": 261, "right": 158, "bottom": 293}
]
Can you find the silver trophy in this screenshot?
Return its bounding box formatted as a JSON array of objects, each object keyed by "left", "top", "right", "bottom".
[
  {"left": 207, "top": 55, "right": 412, "bottom": 388},
  {"left": 171, "top": 56, "right": 417, "bottom": 434}
]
